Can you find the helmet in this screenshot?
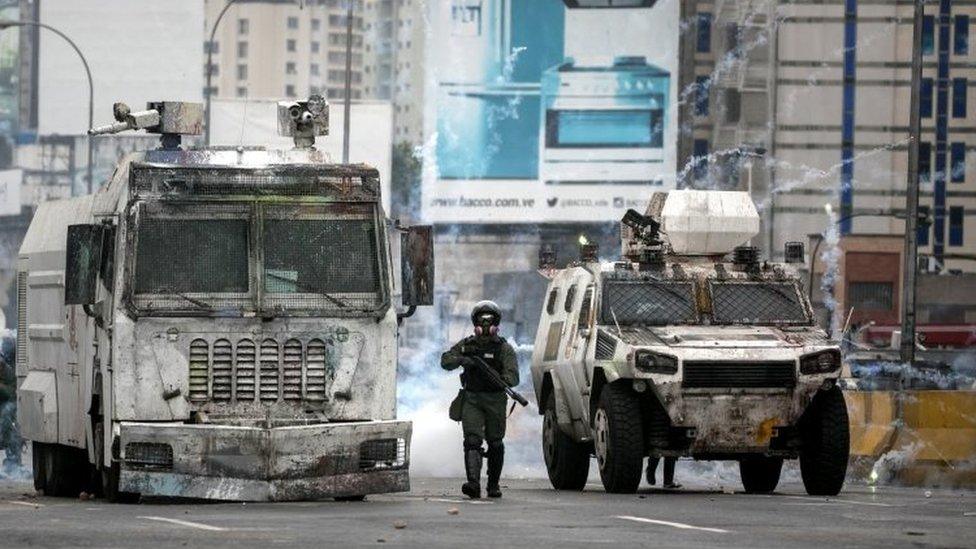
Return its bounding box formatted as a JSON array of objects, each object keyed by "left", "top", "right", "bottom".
[{"left": 471, "top": 300, "right": 501, "bottom": 336}]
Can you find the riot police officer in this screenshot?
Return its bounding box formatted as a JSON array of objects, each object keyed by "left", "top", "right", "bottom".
[{"left": 441, "top": 301, "right": 519, "bottom": 499}]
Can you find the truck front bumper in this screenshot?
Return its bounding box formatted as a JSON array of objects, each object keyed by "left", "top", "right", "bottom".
[{"left": 117, "top": 419, "right": 411, "bottom": 501}]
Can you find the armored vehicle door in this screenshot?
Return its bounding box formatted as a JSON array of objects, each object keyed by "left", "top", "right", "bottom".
[{"left": 568, "top": 284, "right": 595, "bottom": 400}]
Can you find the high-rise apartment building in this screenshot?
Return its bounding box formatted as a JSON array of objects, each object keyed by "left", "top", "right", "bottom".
[
  {"left": 686, "top": 0, "right": 974, "bottom": 271},
  {"left": 204, "top": 0, "right": 367, "bottom": 101},
  {"left": 363, "top": 0, "right": 425, "bottom": 143}
]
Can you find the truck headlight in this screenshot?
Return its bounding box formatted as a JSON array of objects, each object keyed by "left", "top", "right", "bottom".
[
  {"left": 800, "top": 350, "right": 841, "bottom": 375},
  {"left": 634, "top": 350, "right": 678, "bottom": 374}
]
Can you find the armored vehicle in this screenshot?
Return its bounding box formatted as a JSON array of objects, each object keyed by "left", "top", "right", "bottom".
[
  {"left": 16, "top": 99, "right": 434, "bottom": 501},
  {"left": 531, "top": 190, "right": 849, "bottom": 496}
]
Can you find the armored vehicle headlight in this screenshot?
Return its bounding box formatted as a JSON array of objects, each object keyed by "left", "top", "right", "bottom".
[
  {"left": 800, "top": 350, "right": 841, "bottom": 375},
  {"left": 634, "top": 350, "right": 678, "bottom": 374}
]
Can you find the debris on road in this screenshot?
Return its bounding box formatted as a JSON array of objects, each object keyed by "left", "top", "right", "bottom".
[
  {"left": 393, "top": 520, "right": 407, "bottom": 529},
  {"left": 447, "top": 507, "right": 459, "bottom": 515}
]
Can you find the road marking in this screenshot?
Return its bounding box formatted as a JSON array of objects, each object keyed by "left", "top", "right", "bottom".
[
  {"left": 964, "top": 512, "right": 976, "bottom": 517},
  {"left": 3, "top": 500, "right": 43, "bottom": 508},
  {"left": 780, "top": 495, "right": 894, "bottom": 508},
  {"left": 616, "top": 515, "right": 731, "bottom": 534},
  {"left": 138, "top": 516, "right": 228, "bottom": 531}
]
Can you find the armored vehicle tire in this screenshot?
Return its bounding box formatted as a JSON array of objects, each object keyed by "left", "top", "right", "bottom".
[
  {"left": 800, "top": 386, "right": 850, "bottom": 496},
  {"left": 36, "top": 443, "right": 87, "bottom": 497},
  {"left": 542, "top": 393, "right": 590, "bottom": 490},
  {"left": 739, "top": 456, "right": 783, "bottom": 494},
  {"left": 102, "top": 462, "right": 139, "bottom": 503},
  {"left": 594, "top": 383, "right": 644, "bottom": 494}
]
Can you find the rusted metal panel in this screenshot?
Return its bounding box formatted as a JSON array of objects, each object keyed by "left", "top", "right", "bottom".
[{"left": 401, "top": 225, "right": 434, "bottom": 306}]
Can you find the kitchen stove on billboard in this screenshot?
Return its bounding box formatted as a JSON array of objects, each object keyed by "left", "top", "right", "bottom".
[{"left": 425, "top": 0, "right": 679, "bottom": 223}]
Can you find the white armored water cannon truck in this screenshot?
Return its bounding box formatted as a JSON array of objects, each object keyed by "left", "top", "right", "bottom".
[
  {"left": 16, "top": 98, "right": 434, "bottom": 501},
  {"left": 531, "top": 190, "right": 849, "bottom": 495}
]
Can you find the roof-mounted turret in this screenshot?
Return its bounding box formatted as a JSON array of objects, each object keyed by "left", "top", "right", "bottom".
[
  {"left": 89, "top": 101, "right": 203, "bottom": 150},
  {"left": 277, "top": 94, "right": 329, "bottom": 149},
  {"left": 623, "top": 190, "right": 760, "bottom": 258}
]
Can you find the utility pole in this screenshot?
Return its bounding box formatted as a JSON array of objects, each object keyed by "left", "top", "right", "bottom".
[
  {"left": 899, "top": 0, "right": 924, "bottom": 364},
  {"left": 341, "top": 0, "right": 354, "bottom": 163}
]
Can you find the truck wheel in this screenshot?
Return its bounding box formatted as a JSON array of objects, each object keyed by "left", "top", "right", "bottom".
[
  {"left": 739, "top": 456, "right": 783, "bottom": 494},
  {"left": 102, "top": 461, "right": 139, "bottom": 503},
  {"left": 594, "top": 383, "right": 644, "bottom": 494},
  {"left": 31, "top": 442, "right": 46, "bottom": 492},
  {"left": 800, "top": 386, "right": 850, "bottom": 496},
  {"left": 43, "top": 445, "right": 86, "bottom": 497},
  {"left": 542, "top": 393, "right": 590, "bottom": 491}
]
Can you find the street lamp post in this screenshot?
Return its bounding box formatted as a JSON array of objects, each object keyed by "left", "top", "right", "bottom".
[
  {"left": 0, "top": 20, "right": 94, "bottom": 195},
  {"left": 204, "top": 0, "right": 242, "bottom": 147}
]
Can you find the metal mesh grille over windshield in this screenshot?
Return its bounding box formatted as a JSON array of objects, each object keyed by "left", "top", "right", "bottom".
[
  {"left": 710, "top": 282, "right": 807, "bottom": 324},
  {"left": 601, "top": 281, "right": 696, "bottom": 326}
]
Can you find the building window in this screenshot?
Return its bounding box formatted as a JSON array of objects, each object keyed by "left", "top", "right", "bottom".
[
  {"left": 725, "top": 23, "right": 740, "bottom": 58},
  {"left": 237, "top": 41, "right": 248, "bottom": 58},
  {"left": 949, "top": 206, "right": 964, "bottom": 247},
  {"left": 694, "top": 76, "right": 710, "bottom": 116},
  {"left": 286, "top": 39, "right": 297, "bottom": 52},
  {"left": 848, "top": 281, "right": 894, "bottom": 311},
  {"left": 918, "top": 205, "right": 930, "bottom": 246},
  {"left": 311, "top": 41, "right": 320, "bottom": 53},
  {"left": 693, "top": 139, "right": 709, "bottom": 181},
  {"left": 311, "top": 63, "right": 320, "bottom": 76},
  {"left": 207, "top": 63, "right": 219, "bottom": 77},
  {"left": 312, "top": 18, "right": 321, "bottom": 31},
  {"left": 236, "top": 86, "right": 247, "bottom": 98},
  {"left": 951, "top": 142, "right": 966, "bottom": 182},
  {"left": 952, "top": 78, "right": 967, "bottom": 118},
  {"left": 286, "top": 62, "right": 296, "bottom": 74},
  {"left": 287, "top": 16, "right": 299, "bottom": 30},
  {"left": 204, "top": 85, "right": 218, "bottom": 97},
  {"left": 919, "top": 141, "right": 932, "bottom": 183},
  {"left": 697, "top": 13, "right": 712, "bottom": 53},
  {"left": 286, "top": 84, "right": 296, "bottom": 98},
  {"left": 723, "top": 88, "right": 740, "bottom": 123},
  {"left": 237, "top": 64, "right": 247, "bottom": 80},
  {"left": 920, "top": 78, "right": 933, "bottom": 118},
  {"left": 204, "top": 40, "right": 219, "bottom": 54},
  {"left": 238, "top": 18, "right": 249, "bottom": 35},
  {"left": 955, "top": 15, "right": 969, "bottom": 55},
  {"left": 922, "top": 15, "right": 934, "bottom": 55}
]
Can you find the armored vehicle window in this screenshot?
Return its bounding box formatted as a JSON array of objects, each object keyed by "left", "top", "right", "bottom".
[
  {"left": 601, "top": 281, "right": 696, "bottom": 326},
  {"left": 564, "top": 284, "right": 577, "bottom": 313},
  {"left": 261, "top": 203, "right": 382, "bottom": 311},
  {"left": 710, "top": 281, "right": 809, "bottom": 325},
  {"left": 135, "top": 218, "right": 249, "bottom": 294},
  {"left": 578, "top": 286, "right": 594, "bottom": 329},
  {"left": 546, "top": 288, "right": 558, "bottom": 315}
]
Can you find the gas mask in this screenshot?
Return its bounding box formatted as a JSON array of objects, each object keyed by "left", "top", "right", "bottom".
[{"left": 474, "top": 313, "right": 499, "bottom": 337}]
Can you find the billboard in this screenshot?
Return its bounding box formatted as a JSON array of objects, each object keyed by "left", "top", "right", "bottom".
[
  {"left": 423, "top": 0, "right": 679, "bottom": 223},
  {"left": 38, "top": 0, "right": 204, "bottom": 136}
]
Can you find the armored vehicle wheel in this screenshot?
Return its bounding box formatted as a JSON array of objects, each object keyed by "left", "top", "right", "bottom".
[
  {"left": 39, "top": 444, "right": 87, "bottom": 497},
  {"left": 739, "top": 456, "right": 783, "bottom": 494},
  {"left": 594, "top": 383, "right": 644, "bottom": 494},
  {"left": 542, "top": 393, "right": 590, "bottom": 490},
  {"left": 800, "top": 386, "right": 850, "bottom": 496},
  {"left": 102, "top": 461, "right": 139, "bottom": 503},
  {"left": 31, "top": 442, "right": 46, "bottom": 492}
]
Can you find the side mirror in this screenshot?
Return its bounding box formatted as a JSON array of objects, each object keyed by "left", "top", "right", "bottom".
[
  {"left": 65, "top": 224, "right": 106, "bottom": 305},
  {"left": 401, "top": 225, "right": 434, "bottom": 307}
]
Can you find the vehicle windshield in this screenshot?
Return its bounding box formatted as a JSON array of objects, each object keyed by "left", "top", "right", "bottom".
[
  {"left": 710, "top": 281, "right": 809, "bottom": 325},
  {"left": 131, "top": 201, "right": 384, "bottom": 315},
  {"left": 601, "top": 281, "right": 697, "bottom": 326}
]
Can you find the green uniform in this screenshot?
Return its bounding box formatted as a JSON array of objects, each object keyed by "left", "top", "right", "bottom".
[{"left": 440, "top": 334, "right": 519, "bottom": 447}]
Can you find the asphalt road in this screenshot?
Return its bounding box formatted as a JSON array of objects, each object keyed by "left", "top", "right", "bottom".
[{"left": 0, "top": 476, "right": 973, "bottom": 548}]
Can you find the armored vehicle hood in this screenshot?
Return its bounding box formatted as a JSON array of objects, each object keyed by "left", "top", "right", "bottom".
[{"left": 615, "top": 325, "right": 827, "bottom": 349}]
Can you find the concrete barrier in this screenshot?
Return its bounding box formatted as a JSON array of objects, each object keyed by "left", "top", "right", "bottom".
[{"left": 845, "top": 389, "right": 976, "bottom": 488}]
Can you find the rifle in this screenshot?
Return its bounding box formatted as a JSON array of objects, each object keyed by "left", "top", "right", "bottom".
[{"left": 468, "top": 356, "right": 529, "bottom": 407}]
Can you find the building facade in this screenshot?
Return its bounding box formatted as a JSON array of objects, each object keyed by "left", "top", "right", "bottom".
[{"left": 688, "top": 0, "right": 974, "bottom": 271}]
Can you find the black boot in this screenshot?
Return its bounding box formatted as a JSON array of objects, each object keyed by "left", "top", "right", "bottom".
[
  {"left": 486, "top": 441, "right": 504, "bottom": 498},
  {"left": 462, "top": 446, "right": 482, "bottom": 499}
]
